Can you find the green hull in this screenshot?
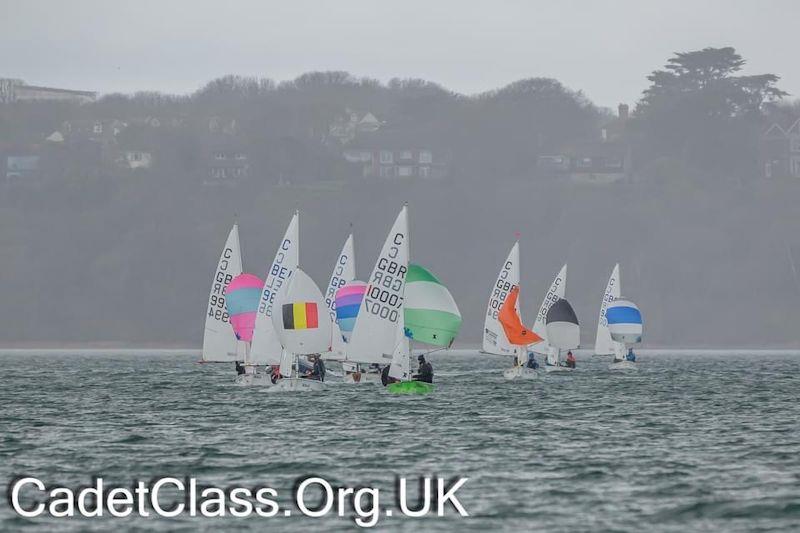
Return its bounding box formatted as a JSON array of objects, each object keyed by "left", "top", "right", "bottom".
[{"left": 387, "top": 381, "right": 435, "bottom": 395}]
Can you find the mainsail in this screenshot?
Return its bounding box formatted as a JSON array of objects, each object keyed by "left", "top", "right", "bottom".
[
  {"left": 323, "top": 233, "right": 355, "bottom": 323},
  {"left": 250, "top": 212, "right": 299, "bottom": 365},
  {"left": 483, "top": 242, "right": 519, "bottom": 355},
  {"left": 201, "top": 224, "right": 243, "bottom": 362},
  {"left": 347, "top": 206, "right": 409, "bottom": 365},
  {"left": 595, "top": 264, "right": 622, "bottom": 356},
  {"left": 531, "top": 264, "right": 567, "bottom": 354},
  {"left": 322, "top": 233, "right": 356, "bottom": 361}
]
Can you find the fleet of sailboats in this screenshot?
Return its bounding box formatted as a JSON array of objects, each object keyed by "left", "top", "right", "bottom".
[{"left": 200, "top": 206, "right": 644, "bottom": 392}]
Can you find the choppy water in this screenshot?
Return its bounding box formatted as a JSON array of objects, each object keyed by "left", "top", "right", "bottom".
[{"left": 2, "top": 350, "right": 800, "bottom": 532}]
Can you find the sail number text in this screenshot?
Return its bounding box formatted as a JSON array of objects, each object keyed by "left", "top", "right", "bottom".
[
  {"left": 259, "top": 238, "right": 293, "bottom": 317},
  {"left": 487, "top": 260, "right": 514, "bottom": 319},
  {"left": 364, "top": 232, "right": 406, "bottom": 323},
  {"left": 208, "top": 246, "right": 234, "bottom": 323}
]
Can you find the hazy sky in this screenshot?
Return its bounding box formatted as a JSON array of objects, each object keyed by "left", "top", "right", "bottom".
[{"left": 2, "top": 0, "right": 798, "bottom": 108}]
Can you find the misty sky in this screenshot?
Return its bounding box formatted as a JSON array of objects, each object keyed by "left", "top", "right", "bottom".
[{"left": 2, "top": 0, "right": 798, "bottom": 108}]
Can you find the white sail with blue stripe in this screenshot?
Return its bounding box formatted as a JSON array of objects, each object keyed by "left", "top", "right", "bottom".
[{"left": 606, "top": 299, "right": 643, "bottom": 344}]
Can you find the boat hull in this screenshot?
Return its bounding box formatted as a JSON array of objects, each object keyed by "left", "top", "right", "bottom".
[
  {"left": 386, "top": 381, "right": 434, "bottom": 395},
  {"left": 343, "top": 371, "right": 382, "bottom": 384},
  {"left": 503, "top": 367, "right": 539, "bottom": 380},
  {"left": 234, "top": 373, "right": 273, "bottom": 387},
  {"left": 608, "top": 360, "right": 637, "bottom": 371},
  {"left": 544, "top": 365, "right": 574, "bottom": 373},
  {"left": 267, "top": 377, "right": 324, "bottom": 393}
]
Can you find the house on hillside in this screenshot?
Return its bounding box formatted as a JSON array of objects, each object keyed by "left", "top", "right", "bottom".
[
  {"left": 9, "top": 83, "right": 96, "bottom": 104},
  {"left": 61, "top": 119, "right": 127, "bottom": 143},
  {"left": 342, "top": 145, "right": 450, "bottom": 179},
  {"left": 203, "top": 139, "right": 250, "bottom": 185},
  {"left": 117, "top": 150, "right": 153, "bottom": 170},
  {"left": 328, "top": 109, "right": 382, "bottom": 144},
  {"left": 538, "top": 103, "right": 632, "bottom": 183},
  {"left": 1, "top": 143, "right": 42, "bottom": 182},
  {"left": 760, "top": 118, "right": 800, "bottom": 178}
]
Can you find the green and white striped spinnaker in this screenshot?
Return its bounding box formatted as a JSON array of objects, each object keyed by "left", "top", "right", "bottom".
[{"left": 404, "top": 264, "right": 462, "bottom": 347}]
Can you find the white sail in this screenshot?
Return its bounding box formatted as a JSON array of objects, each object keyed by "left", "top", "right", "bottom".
[
  {"left": 388, "top": 310, "right": 411, "bottom": 381},
  {"left": 250, "top": 212, "right": 299, "bottom": 365},
  {"left": 324, "top": 233, "right": 356, "bottom": 321},
  {"left": 347, "top": 206, "right": 409, "bottom": 365},
  {"left": 531, "top": 264, "right": 567, "bottom": 354},
  {"left": 322, "top": 233, "right": 355, "bottom": 361},
  {"left": 595, "top": 264, "right": 623, "bottom": 356},
  {"left": 272, "top": 267, "right": 332, "bottom": 356},
  {"left": 483, "top": 242, "right": 520, "bottom": 356},
  {"left": 201, "top": 224, "right": 243, "bottom": 362}
]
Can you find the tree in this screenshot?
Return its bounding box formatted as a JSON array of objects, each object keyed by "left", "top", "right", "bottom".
[{"left": 636, "top": 47, "right": 787, "bottom": 176}]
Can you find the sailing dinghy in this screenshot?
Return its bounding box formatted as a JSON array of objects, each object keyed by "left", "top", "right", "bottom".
[
  {"left": 387, "top": 262, "right": 462, "bottom": 393},
  {"left": 530, "top": 265, "right": 572, "bottom": 372},
  {"left": 249, "top": 211, "right": 299, "bottom": 379},
  {"left": 594, "top": 264, "right": 623, "bottom": 359},
  {"left": 347, "top": 206, "right": 410, "bottom": 383},
  {"left": 483, "top": 241, "right": 538, "bottom": 379},
  {"left": 498, "top": 286, "right": 544, "bottom": 380},
  {"left": 606, "top": 298, "right": 643, "bottom": 371},
  {"left": 544, "top": 298, "right": 580, "bottom": 372},
  {"left": 201, "top": 224, "right": 243, "bottom": 364},
  {"left": 268, "top": 267, "right": 332, "bottom": 392}
]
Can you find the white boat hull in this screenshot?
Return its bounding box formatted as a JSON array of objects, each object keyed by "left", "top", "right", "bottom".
[
  {"left": 267, "top": 377, "right": 324, "bottom": 393},
  {"left": 503, "top": 366, "right": 539, "bottom": 380},
  {"left": 608, "top": 360, "right": 637, "bottom": 371},
  {"left": 343, "top": 371, "right": 382, "bottom": 384},
  {"left": 234, "top": 373, "right": 273, "bottom": 387},
  {"left": 544, "top": 365, "right": 574, "bottom": 373}
]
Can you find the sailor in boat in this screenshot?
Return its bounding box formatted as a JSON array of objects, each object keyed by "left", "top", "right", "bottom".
[
  {"left": 413, "top": 354, "right": 434, "bottom": 384},
  {"left": 565, "top": 351, "right": 577, "bottom": 369},
  {"left": 302, "top": 354, "right": 326, "bottom": 382},
  {"left": 270, "top": 365, "right": 282, "bottom": 384},
  {"left": 626, "top": 348, "right": 636, "bottom": 362},
  {"left": 235, "top": 361, "right": 246, "bottom": 376},
  {"left": 526, "top": 352, "right": 539, "bottom": 370},
  {"left": 380, "top": 365, "right": 400, "bottom": 386}
]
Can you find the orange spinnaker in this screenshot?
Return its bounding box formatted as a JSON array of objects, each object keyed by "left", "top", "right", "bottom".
[{"left": 498, "top": 286, "right": 543, "bottom": 346}]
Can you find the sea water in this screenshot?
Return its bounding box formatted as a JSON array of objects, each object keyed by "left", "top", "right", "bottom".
[{"left": 1, "top": 350, "right": 799, "bottom": 532}]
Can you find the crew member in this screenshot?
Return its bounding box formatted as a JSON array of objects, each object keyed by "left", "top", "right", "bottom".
[
  {"left": 566, "top": 351, "right": 577, "bottom": 369},
  {"left": 626, "top": 348, "right": 636, "bottom": 362},
  {"left": 526, "top": 352, "right": 539, "bottom": 370},
  {"left": 413, "top": 354, "right": 434, "bottom": 383},
  {"left": 381, "top": 365, "right": 399, "bottom": 386},
  {"left": 235, "top": 361, "right": 245, "bottom": 376},
  {"left": 304, "top": 354, "right": 326, "bottom": 381}
]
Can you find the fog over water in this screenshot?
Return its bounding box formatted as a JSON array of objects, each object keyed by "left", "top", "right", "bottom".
[{"left": 1, "top": 1, "right": 800, "bottom": 348}]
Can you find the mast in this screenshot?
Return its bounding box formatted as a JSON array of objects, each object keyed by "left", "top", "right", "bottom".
[{"left": 405, "top": 203, "right": 412, "bottom": 381}]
